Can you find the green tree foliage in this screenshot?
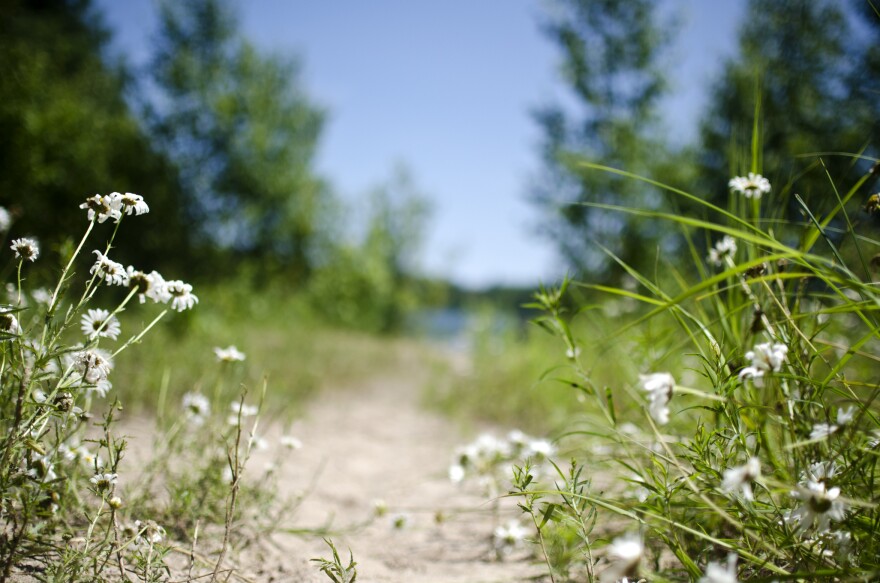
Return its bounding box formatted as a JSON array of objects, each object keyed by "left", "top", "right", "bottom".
[
  {"left": 150, "top": 0, "right": 328, "bottom": 280},
  {"left": 537, "top": 1, "right": 880, "bottom": 282},
  {"left": 532, "top": 0, "right": 673, "bottom": 280},
  {"left": 696, "top": 0, "right": 871, "bottom": 220},
  {"left": 849, "top": 1, "right": 880, "bottom": 166},
  {"left": 0, "top": 0, "right": 188, "bottom": 272},
  {"left": 307, "top": 167, "right": 431, "bottom": 332}
]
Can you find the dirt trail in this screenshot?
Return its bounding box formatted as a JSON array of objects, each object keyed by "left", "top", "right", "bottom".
[{"left": 235, "top": 350, "right": 544, "bottom": 582}]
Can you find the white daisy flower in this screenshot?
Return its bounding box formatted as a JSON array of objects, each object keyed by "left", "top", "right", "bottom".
[
  {"left": 815, "top": 530, "right": 855, "bottom": 564},
  {"left": 640, "top": 372, "right": 674, "bottom": 425},
  {"left": 74, "top": 348, "right": 114, "bottom": 385},
  {"left": 737, "top": 366, "right": 765, "bottom": 387},
  {"left": 80, "top": 308, "right": 121, "bottom": 340},
  {"left": 182, "top": 392, "right": 210, "bottom": 425},
  {"left": 474, "top": 433, "right": 511, "bottom": 458},
  {"left": 746, "top": 342, "right": 788, "bottom": 372},
  {"left": 77, "top": 447, "right": 104, "bottom": 470},
  {"left": 80, "top": 194, "right": 121, "bottom": 223},
  {"left": 809, "top": 407, "right": 855, "bottom": 442},
  {"left": 214, "top": 345, "right": 246, "bottom": 362},
  {"left": 133, "top": 519, "right": 165, "bottom": 545},
  {"left": 10, "top": 238, "right": 39, "bottom": 262},
  {"left": 448, "top": 464, "right": 465, "bottom": 483},
  {"left": 721, "top": 457, "right": 761, "bottom": 501},
  {"left": 739, "top": 342, "right": 787, "bottom": 386},
  {"left": 506, "top": 429, "right": 527, "bottom": 447},
  {"left": 57, "top": 442, "right": 75, "bottom": 461},
  {"left": 708, "top": 236, "right": 737, "bottom": 266},
  {"left": 525, "top": 439, "right": 555, "bottom": 459},
  {"left": 126, "top": 267, "right": 167, "bottom": 304},
  {"left": 789, "top": 480, "right": 846, "bottom": 533},
  {"left": 230, "top": 402, "right": 258, "bottom": 417},
  {"left": 0, "top": 310, "right": 21, "bottom": 337},
  {"left": 249, "top": 433, "right": 268, "bottom": 451},
  {"left": 0, "top": 207, "right": 11, "bottom": 231},
  {"left": 90, "top": 379, "right": 112, "bottom": 398},
  {"left": 89, "top": 472, "right": 118, "bottom": 493},
  {"left": 493, "top": 519, "right": 528, "bottom": 553},
  {"left": 809, "top": 423, "right": 838, "bottom": 441},
  {"left": 599, "top": 532, "right": 644, "bottom": 583},
  {"left": 227, "top": 401, "right": 258, "bottom": 425},
  {"left": 31, "top": 288, "right": 53, "bottom": 305},
  {"left": 90, "top": 250, "right": 127, "bottom": 286},
  {"left": 728, "top": 173, "right": 771, "bottom": 199},
  {"left": 699, "top": 553, "right": 739, "bottom": 583},
  {"left": 836, "top": 406, "right": 856, "bottom": 426},
  {"left": 163, "top": 280, "right": 198, "bottom": 312},
  {"left": 28, "top": 454, "right": 56, "bottom": 482},
  {"left": 280, "top": 435, "right": 303, "bottom": 450},
  {"left": 109, "top": 192, "right": 149, "bottom": 217},
  {"left": 801, "top": 460, "right": 837, "bottom": 484}
]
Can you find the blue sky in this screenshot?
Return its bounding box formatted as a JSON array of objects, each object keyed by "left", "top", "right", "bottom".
[{"left": 96, "top": 0, "right": 745, "bottom": 288}]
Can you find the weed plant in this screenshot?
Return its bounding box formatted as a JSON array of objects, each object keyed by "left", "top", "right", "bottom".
[
  {"left": 0, "top": 193, "right": 296, "bottom": 581},
  {"left": 484, "top": 147, "right": 880, "bottom": 580}
]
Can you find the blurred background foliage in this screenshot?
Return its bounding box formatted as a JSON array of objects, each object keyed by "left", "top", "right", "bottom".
[
  {"left": 150, "top": 0, "right": 329, "bottom": 282},
  {"left": 534, "top": 0, "right": 880, "bottom": 284},
  {"left": 0, "top": 0, "right": 190, "bottom": 273},
  {"left": 1, "top": 0, "right": 878, "bottom": 335}
]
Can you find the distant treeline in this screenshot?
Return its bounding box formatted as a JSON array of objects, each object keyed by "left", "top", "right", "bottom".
[
  {"left": 532, "top": 0, "right": 880, "bottom": 283},
  {"left": 0, "top": 0, "right": 430, "bottom": 331},
  {"left": 3, "top": 0, "right": 879, "bottom": 323}
]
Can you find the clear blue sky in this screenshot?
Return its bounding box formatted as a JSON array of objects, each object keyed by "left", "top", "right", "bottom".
[{"left": 96, "top": 0, "right": 745, "bottom": 288}]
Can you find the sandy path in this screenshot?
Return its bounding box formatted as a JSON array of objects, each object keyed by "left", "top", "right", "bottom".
[{"left": 233, "top": 351, "right": 545, "bottom": 582}]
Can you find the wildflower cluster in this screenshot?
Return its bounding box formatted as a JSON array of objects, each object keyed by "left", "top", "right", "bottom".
[
  {"left": 0, "top": 194, "right": 198, "bottom": 578},
  {"left": 497, "top": 167, "right": 880, "bottom": 581},
  {"left": 90, "top": 250, "right": 198, "bottom": 311},
  {"left": 79, "top": 191, "right": 149, "bottom": 223},
  {"left": 449, "top": 430, "right": 555, "bottom": 496}
]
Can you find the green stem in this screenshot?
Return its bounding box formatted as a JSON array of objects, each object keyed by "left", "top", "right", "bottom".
[{"left": 48, "top": 219, "right": 95, "bottom": 316}]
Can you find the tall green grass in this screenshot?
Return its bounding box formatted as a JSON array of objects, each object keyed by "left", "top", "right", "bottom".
[
  {"left": 459, "top": 149, "right": 880, "bottom": 580},
  {"left": 114, "top": 280, "right": 423, "bottom": 419}
]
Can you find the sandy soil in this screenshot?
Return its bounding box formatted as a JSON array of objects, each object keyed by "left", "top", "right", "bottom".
[
  {"left": 8, "top": 349, "right": 547, "bottom": 582},
  {"left": 180, "top": 349, "right": 546, "bottom": 582}
]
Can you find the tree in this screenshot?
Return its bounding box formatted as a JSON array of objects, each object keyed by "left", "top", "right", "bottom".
[
  {"left": 532, "top": 0, "right": 674, "bottom": 281},
  {"left": 0, "top": 0, "right": 189, "bottom": 273},
  {"left": 306, "top": 166, "right": 432, "bottom": 332},
  {"left": 150, "top": 0, "right": 328, "bottom": 281},
  {"left": 849, "top": 1, "right": 880, "bottom": 165}
]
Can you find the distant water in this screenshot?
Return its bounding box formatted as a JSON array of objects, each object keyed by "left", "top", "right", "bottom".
[
  {"left": 406, "top": 308, "right": 473, "bottom": 352},
  {"left": 405, "top": 308, "right": 522, "bottom": 354}
]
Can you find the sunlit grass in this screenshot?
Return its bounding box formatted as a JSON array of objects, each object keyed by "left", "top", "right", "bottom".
[
  {"left": 115, "top": 282, "right": 422, "bottom": 420},
  {"left": 449, "top": 151, "right": 880, "bottom": 581}
]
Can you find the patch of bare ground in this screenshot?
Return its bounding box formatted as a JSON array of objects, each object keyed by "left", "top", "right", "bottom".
[{"left": 156, "top": 347, "right": 545, "bottom": 582}]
